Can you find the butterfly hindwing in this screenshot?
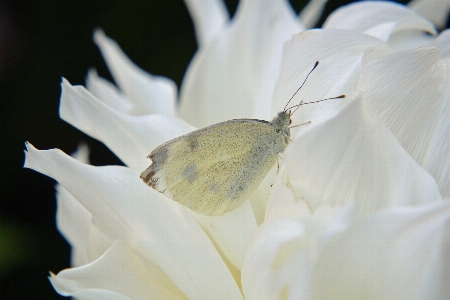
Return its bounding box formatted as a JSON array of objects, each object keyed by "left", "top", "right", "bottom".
[{"left": 141, "top": 119, "right": 286, "bottom": 215}]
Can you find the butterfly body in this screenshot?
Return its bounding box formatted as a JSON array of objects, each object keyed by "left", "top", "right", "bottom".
[{"left": 141, "top": 111, "right": 292, "bottom": 216}]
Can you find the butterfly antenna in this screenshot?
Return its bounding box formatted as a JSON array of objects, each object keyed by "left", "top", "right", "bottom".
[
  {"left": 283, "top": 61, "right": 319, "bottom": 111},
  {"left": 288, "top": 94, "right": 346, "bottom": 115},
  {"left": 289, "top": 120, "right": 311, "bottom": 129}
]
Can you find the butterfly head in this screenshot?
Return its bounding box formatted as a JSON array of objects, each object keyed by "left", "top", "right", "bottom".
[
  {"left": 271, "top": 110, "right": 292, "bottom": 144},
  {"left": 278, "top": 110, "right": 292, "bottom": 126}
]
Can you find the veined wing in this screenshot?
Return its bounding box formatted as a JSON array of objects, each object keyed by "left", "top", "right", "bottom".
[{"left": 141, "top": 119, "right": 284, "bottom": 215}]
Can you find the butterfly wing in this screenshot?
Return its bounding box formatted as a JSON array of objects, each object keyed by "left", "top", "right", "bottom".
[{"left": 141, "top": 119, "right": 287, "bottom": 215}]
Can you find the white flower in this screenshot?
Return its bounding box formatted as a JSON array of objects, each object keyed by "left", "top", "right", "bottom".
[
  {"left": 243, "top": 201, "right": 450, "bottom": 300},
  {"left": 24, "top": 0, "right": 449, "bottom": 299}
]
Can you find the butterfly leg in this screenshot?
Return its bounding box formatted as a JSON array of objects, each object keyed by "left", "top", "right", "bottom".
[{"left": 277, "top": 153, "right": 284, "bottom": 173}]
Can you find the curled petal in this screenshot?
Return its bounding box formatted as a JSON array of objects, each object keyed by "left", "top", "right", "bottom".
[
  {"left": 50, "top": 241, "right": 187, "bottom": 299},
  {"left": 24, "top": 143, "right": 243, "bottom": 299},
  {"left": 409, "top": 0, "right": 450, "bottom": 30},
  {"left": 93, "top": 30, "right": 176, "bottom": 116},
  {"left": 323, "top": 2, "right": 436, "bottom": 42},
  {"left": 359, "top": 47, "right": 450, "bottom": 197},
  {"left": 284, "top": 97, "right": 442, "bottom": 215},
  {"left": 431, "top": 29, "right": 450, "bottom": 58}
]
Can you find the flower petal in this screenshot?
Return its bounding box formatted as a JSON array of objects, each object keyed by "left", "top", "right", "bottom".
[
  {"left": 284, "top": 97, "right": 442, "bottom": 215},
  {"left": 183, "top": 0, "right": 229, "bottom": 46},
  {"left": 24, "top": 143, "right": 243, "bottom": 299},
  {"left": 265, "top": 166, "right": 360, "bottom": 226},
  {"left": 56, "top": 185, "right": 113, "bottom": 267},
  {"left": 50, "top": 241, "right": 187, "bottom": 300},
  {"left": 193, "top": 201, "right": 257, "bottom": 271},
  {"left": 358, "top": 47, "right": 450, "bottom": 197},
  {"left": 273, "top": 29, "right": 393, "bottom": 125},
  {"left": 93, "top": 30, "right": 176, "bottom": 116},
  {"left": 242, "top": 204, "right": 358, "bottom": 300},
  {"left": 59, "top": 78, "right": 193, "bottom": 171},
  {"left": 55, "top": 144, "right": 107, "bottom": 267},
  {"left": 313, "top": 201, "right": 450, "bottom": 300},
  {"left": 409, "top": 0, "right": 450, "bottom": 29},
  {"left": 86, "top": 69, "right": 133, "bottom": 113},
  {"left": 264, "top": 166, "right": 312, "bottom": 222},
  {"left": 56, "top": 145, "right": 116, "bottom": 267},
  {"left": 241, "top": 219, "right": 310, "bottom": 300},
  {"left": 387, "top": 30, "right": 435, "bottom": 52},
  {"left": 323, "top": 2, "right": 436, "bottom": 42},
  {"left": 248, "top": 165, "right": 277, "bottom": 224},
  {"left": 299, "top": 0, "right": 329, "bottom": 29},
  {"left": 431, "top": 29, "right": 450, "bottom": 58},
  {"left": 179, "top": 0, "right": 303, "bottom": 127}
]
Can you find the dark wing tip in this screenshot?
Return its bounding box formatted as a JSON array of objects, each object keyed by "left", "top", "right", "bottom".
[{"left": 140, "top": 167, "right": 159, "bottom": 189}]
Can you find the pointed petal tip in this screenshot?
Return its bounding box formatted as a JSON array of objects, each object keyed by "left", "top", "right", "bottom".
[
  {"left": 23, "top": 142, "right": 48, "bottom": 171},
  {"left": 48, "top": 271, "right": 70, "bottom": 297},
  {"left": 93, "top": 28, "right": 106, "bottom": 44},
  {"left": 60, "top": 77, "right": 70, "bottom": 87},
  {"left": 23, "top": 141, "right": 35, "bottom": 169},
  {"left": 24, "top": 140, "right": 31, "bottom": 150},
  {"left": 93, "top": 29, "right": 117, "bottom": 52},
  {"left": 85, "top": 69, "right": 97, "bottom": 89},
  {"left": 47, "top": 272, "right": 56, "bottom": 288},
  {"left": 73, "top": 143, "right": 90, "bottom": 164},
  {"left": 86, "top": 68, "right": 98, "bottom": 80}
]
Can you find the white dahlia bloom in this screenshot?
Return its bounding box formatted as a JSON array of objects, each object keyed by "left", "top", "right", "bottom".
[{"left": 24, "top": 0, "right": 449, "bottom": 299}]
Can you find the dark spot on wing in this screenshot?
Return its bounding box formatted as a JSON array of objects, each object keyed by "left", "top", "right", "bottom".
[
  {"left": 150, "top": 147, "right": 168, "bottom": 163},
  {"left": 227, "top": 180, "right": 246, "bottom": 198},
  {"left": 183, "top": 164, "right": 198, "bottom": 183}
]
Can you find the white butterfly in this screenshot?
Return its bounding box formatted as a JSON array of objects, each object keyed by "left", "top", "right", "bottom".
[{"left": 141, "top": 62, "right": 344, "bottom": 215}]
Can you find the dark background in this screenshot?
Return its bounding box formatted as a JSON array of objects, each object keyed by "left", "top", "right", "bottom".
[{"left": 0, "top": 0, "right": 416, "bottom": 299}]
